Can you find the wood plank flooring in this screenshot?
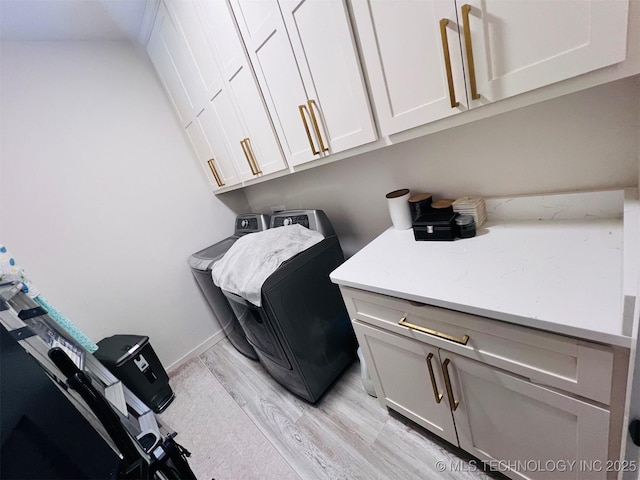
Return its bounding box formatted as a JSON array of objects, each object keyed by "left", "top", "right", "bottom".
[{"left": 161, "top": 338, "right": 506, "bottom": 480}]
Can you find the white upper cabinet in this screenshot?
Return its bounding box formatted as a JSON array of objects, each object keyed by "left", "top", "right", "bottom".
[
  {"left": 147, "top": 4, "right": 205, "bottom": 128},
  {"left": 166, "top": 0, "right": 287, "bottom": 182},
  {"left": 230, "top": 0, "right": 377, "bottom": 167},
  {"left": 147, "top": 4, "right": 240, "bottom": 191},
  {"left": 280, "top": 0, "right": 377, "bottom": 159},
  {"left": 351, "top": 0, "right": 630, "bottom": 136},
  {"left": 230, "top": 0, "right": 314, "bottom": 166},
  {"left": 351, "top": 0, "right": 467, "bottom": 136},
  {"left": 148, "top": 0, "right": 632, "bottom": 190},
  {"left": 463, "top": 0, "right": 629, "bottom": 107},
  {"left": 186, "top": 109, "right": 241, "bottom": 189}
]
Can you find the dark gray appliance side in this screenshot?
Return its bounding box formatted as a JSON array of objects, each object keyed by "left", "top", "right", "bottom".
[
  {"left": 189, "top": 261, "right": 257, "bottom": 360},
  {"left": 187, "top": 213, "right": 269, "bottom": 360},
  {"left": 224, "top": 234, "right": 356, "bottom": 402},
  {"left": 262, "top": 235, "right": 356, "bottom": 402}
]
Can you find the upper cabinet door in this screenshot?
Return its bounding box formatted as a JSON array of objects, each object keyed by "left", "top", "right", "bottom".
[
  {"left": 230, "top": 0, "right": 319, "bottom": 166},
  {"left": 196, "top": 0, "right": 287, "bottom": 178},
  {"left": 350, "top": 0, "right": 467, "bottom": 136},
  {"left": 163, "top": 0, "right": 223, "bottom": 99},
  {"left": 147, "top": 4, "right": 205, "bottom": 128},
  {"left": 231, "top": 0, "right": 377, "bottom": 167},
  {"left": 148, "top": 4, "right": 241, "bottom": 190},
  {"left": 279, "top": 0, "right": 377, "bottom": 159},
  {"left": 352, "top": 0, "right": 629, "bottom": 136},
  {"left": 186, "top": 109, "right": 241, "bottom": 191},
  {"left": 461, "top": 0, "right": 629, "bottom": 106},
  {"left": 166, "top": 0, "right": 287, "bottom": 181}
]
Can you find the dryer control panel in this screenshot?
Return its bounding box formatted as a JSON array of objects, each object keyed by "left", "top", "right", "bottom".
[
  {"left": 235, "top": 214, "right": 270, "bottom": 236},
  {"left": 270, "top": 210, "right": 335, "bottom": 237}
]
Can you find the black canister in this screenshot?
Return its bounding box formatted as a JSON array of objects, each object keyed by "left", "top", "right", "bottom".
[
  {"left": 455, "top": 214, "right": 476, "bottom": 238},
  {"left": 408, "top": 193, "right": 432, "bottom": 221}
]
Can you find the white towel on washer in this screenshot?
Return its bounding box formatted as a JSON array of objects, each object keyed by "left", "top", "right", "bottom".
[{"left": 211, "top": 224, "right": 324, "bottom": 307}]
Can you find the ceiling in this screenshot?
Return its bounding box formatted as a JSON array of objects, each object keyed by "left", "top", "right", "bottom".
[{"left": 0, "top": 0, "right": 149, "bottom": 42}]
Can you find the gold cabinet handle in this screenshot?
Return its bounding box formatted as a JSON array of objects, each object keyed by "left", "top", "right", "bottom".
[
  {"left": 398, "top": 316, "right": 469, "bottom": 345},
  {"left": 441, "top": 358, "right": 459, "bottom": 411},
  {"left": 307, "top": 99, "right": 329, "bottom": 153},
  {"left": 426, "top": 353, "right": 443, "bottom": 404},
  {"left": 243, "top": 137, "right": 262, "bottom": 175},
  {"left": 461, "top": 4, "right": 480, "bottom": 100},
  {"left": 207, "top": 159, "right": 225, "bottom": 187},
  {"left": 299, "top": 104, "right": 321, "bottom": 155},
  {"left": 240, "top": 139, "right": 256, "bottom": 174},
  {"left": 439, "top": 19, "right": 460, "bottom": 109},
  {"left": 240, "top": 139, "right": 261, "bottom": 175}
]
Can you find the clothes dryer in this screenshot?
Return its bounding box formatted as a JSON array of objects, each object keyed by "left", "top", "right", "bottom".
[{"left": 219, "top": 210, "right": 356, "bottom": 402}]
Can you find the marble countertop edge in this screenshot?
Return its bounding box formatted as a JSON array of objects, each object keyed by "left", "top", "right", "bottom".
[{"left": 331, "top": 189, "right": 637, "bottom": 348}]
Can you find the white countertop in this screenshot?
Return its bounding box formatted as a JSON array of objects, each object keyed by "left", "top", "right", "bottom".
[{"left": 331, "top": 189, "right": 639, "bottom": 348}]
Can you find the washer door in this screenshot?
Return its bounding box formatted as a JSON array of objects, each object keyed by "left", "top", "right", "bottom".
[{"left": 223, "top": 292, "right": 292, "bottom": 370}]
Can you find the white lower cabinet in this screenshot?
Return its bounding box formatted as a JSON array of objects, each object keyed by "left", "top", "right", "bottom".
[
  {"left": 354, "top": 320, "right": 611, "bottom": 480},
  {"left": 358, "top": 321, "right": 458, "bottom": 445},
  {"left": 445, "top": 351, "right": 610, "bottom": 480}
]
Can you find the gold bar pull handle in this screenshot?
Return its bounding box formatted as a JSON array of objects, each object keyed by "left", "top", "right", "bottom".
[
  {"left": 426, "top": 353, "right": 443, "bottom": 404},
  {"left": 244, "top": 137, "right": 262, "bottom": 175},
  {"left": 398, "top": 316, "right": 469, "bottom": 345},
  {"left": 207, "top": 159, "right": 225, "bottom": 187},
  {"left": 441, "top": 358, "right": 459, "bottom": 411},
  {"left": 439, "top": 19, "right": 460, "bottom": 109},
  {"left": 307, "top": 99, "right": 329, "bottom": 153},
  {"left": 299, "top": 104, "right": 321, "bottom": 155},
  {"left": 240, "top": 139, "right": 258, "bottom": 175},
  {"left": 461, "top": 4, "right": 480, "bottom": 100}
]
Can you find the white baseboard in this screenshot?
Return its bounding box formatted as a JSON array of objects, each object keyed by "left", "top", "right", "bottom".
[{"left": 166, "top": 329, "right": 227, "bottom": 373}]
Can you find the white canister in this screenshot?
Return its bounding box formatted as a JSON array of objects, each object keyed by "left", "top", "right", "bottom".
[{"left": 385, "top": 188, "right": 412, "bottom": 230}]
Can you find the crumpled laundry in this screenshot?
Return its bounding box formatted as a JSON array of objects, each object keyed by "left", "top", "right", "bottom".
[{"left": 211, "top": 224, "right": 324, "bottom": 307}]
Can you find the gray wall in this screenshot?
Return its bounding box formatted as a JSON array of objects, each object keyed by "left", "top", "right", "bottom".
[
  {"left": 0, "top": 41, "right": 250, "bottom": 366},
  {"left": 242, "top": 75, "right": 640, "bottom": 257}
]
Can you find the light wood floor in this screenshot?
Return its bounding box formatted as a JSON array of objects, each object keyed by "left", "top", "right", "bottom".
[{"left": 160, "top": 338, "right": 506, "bottom": 480}]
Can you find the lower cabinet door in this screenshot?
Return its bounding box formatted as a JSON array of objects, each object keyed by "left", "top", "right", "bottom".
[
  {"left": 442, "top": 351, "right": 610, "bottom": 480},
  {"left": 353, "top": 322, "right": 458, "bottom": 445}
]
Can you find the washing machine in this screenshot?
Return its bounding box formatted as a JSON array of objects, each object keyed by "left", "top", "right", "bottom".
[
  {"left": 188, "top": 214, "right": 269, "bottom": 360},
  {"left": 220, "top": 210, "right": 356, "bottom": 402}
]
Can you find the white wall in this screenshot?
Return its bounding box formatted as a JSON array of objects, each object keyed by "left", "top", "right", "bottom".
[
  {"left": 0, "top": 41, "right": 250, "bottom": 367},
  {"left": 242, "top": 75, "right": 640, "bottom": 257}
]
